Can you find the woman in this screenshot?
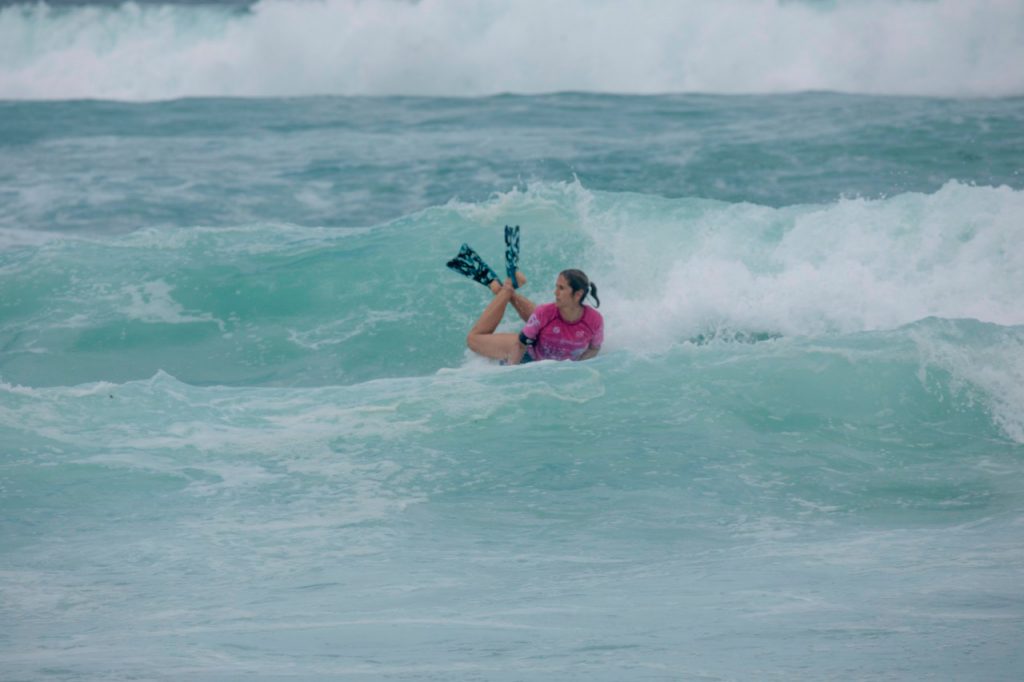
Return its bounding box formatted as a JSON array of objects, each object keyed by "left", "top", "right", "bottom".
[{"left": 467, "top": 269, "right": 604, "bottom": 365}]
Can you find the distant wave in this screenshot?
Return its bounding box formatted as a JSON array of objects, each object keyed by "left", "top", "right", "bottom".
[{"left": 1, "top": 0, "right": 1023, "bottom": 100}]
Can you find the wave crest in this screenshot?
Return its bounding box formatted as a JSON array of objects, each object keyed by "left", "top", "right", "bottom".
[{"left": 2, "top": 0, "right": 1022, "bottom": 100}]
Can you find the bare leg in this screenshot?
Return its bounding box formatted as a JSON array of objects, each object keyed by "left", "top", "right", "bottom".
[
  {"left": 487, "top": 272, "right": 535, "bottom": 322},
  {"left": 471, "top": 283, "right": 514, "bottom": 336},
  {"left": 467, "top": 279, "right": 527, "bottom": 362}
]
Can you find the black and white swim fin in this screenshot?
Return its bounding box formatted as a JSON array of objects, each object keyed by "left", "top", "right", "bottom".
[
  {"left": 446, "top": 243, "right": 499, "bottom": 287},
  {"left": 504, "top": 225, "right": 520, "bottom": 288}
]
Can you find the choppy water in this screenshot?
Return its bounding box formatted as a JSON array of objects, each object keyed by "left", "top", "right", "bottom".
[{"left": 3, "top": 1, "right": 1024, "bottom": 680}]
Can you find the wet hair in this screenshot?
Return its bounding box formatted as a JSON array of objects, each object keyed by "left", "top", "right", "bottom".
[{"left": 560, "top": 269, "right": 600, "bottom": 308}]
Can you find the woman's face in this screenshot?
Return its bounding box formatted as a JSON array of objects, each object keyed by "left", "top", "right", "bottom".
[{"left": 554, "top": 275, "right": 579, "bottom": 308}]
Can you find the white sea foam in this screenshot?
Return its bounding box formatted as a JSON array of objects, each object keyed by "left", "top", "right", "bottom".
[
  {"left": 287, "top": 310, "right": 416, "bottom": 350},
  {"left": 1, "top": 0, "right": 1021, "bottom": 100},
  {"left": 909, "top": 321, "right": 1024, "bottom": 444},
  {"left": 576, "top": 181, "right": 1024, "bottom": 350},
  {"left": 0, "top": 227, "right": 64, "bottom": 251},
  {"left": 114, "top": 280, "right": 226, "bottom": 330}
]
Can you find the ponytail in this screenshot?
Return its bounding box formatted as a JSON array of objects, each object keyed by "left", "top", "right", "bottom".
[{"left": 560, "top": 269, "right": 600, "bottom": 309}]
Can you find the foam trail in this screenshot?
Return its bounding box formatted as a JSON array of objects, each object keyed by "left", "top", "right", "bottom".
[{"left": 1, "top": 0, "right": 1023, "bottom": 100}]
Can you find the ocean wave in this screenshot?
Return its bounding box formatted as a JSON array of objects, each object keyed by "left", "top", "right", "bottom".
[
  {"left": 4, "top": 180, "right": 1023, "bottom": 343},
  {"left": 578, "top": 180, "right": 1024, "bottom": 347},
  {"left": 3, "top": 316, "right": 1022, "bottom": 455},
  {"left": 1, "top": 181, "right": 1022, "bottom": 431},
  {"left": 1, "top": 0, "right": 1022, "bottom": 100}
]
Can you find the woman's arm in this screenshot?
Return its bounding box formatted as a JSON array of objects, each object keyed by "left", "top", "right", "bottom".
[{"left": 578, "top": 346, "right": 600, "bottom": 361}]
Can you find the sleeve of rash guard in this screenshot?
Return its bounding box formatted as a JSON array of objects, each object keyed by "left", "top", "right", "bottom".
[
  {"left": 589, "top": 310, "right": 604, "bottom": 348},
  {"left": 520, "top": 304, "right": 550, "bottom": 343}
]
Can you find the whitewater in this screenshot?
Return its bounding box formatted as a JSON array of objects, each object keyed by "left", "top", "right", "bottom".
[
  {"left": 1, "top": 0, "right": 1024, "bottom": 100},
  {"left": 2, "top": 1, "right": 1024, "bottom": 680}
]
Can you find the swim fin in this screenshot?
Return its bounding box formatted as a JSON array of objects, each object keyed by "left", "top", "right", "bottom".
[
  {"left": 504, "top": 225, "right": 520, "bottom": 288},
  {"left": 446, "top": 243, "right": 499, "bottom": 287}
]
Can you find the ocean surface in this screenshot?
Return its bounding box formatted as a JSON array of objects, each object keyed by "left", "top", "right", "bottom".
[{"left": 2, "top": 1, "right": 1024, "bottom": 680}]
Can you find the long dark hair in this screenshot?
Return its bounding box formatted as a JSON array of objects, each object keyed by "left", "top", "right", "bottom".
[{"left": 560, "top": 269, "right": 600, "bottom": 308}]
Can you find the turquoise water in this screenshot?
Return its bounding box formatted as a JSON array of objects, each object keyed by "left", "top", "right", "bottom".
[{"left": 3, "top": 1, "right": 1024, "bottom": 680}]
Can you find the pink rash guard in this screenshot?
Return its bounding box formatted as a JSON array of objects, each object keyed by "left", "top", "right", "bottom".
[{"left": 521, "top": 303, "right": 604, "bottom": 361}]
